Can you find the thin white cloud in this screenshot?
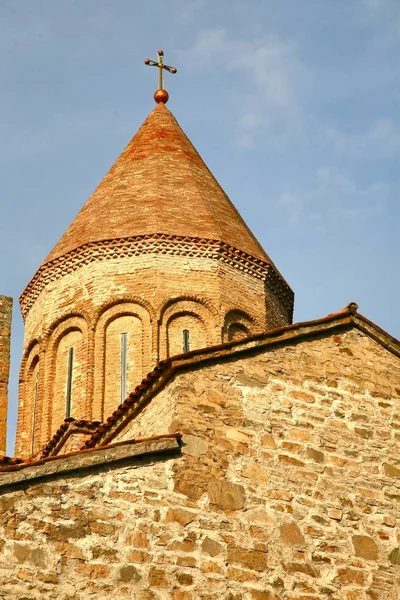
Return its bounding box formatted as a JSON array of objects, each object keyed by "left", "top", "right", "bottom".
[
  {"left": 184, "top": 27, "right": 305, "bottom": 148},
  {"left": 325, "top": 119, "right": 400, "bottom": 160},
  {"left": 278, "top": 166, "right": 386, "bottom": 227}
]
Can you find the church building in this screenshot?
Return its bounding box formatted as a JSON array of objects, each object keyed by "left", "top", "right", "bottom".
[{"left": 0, "top": 52, "right": 399, "bottom": 599}]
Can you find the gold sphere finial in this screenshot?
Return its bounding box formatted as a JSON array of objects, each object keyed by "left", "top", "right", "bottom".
[{"left": 154, "top": 89, "right": 169, "bottom": 104}]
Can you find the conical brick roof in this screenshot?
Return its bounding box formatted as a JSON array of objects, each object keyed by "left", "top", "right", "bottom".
[{"left": 44, "top": 103, "right": 272, "bottom": 265}]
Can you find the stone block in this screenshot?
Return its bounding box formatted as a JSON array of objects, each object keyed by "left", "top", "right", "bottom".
[
  {"left": 165, "top": 507, "right": 196, "bottom": 526},
  {"left": 352, "top": 535, "right": 379, "bottom": 560},
  {"left": 201, "top": 537, "right": 223, "bottom": 557},
  {"left": 279, "top": 521, "right": 305, "bottom": 545},
  {"left": 207, "top": 478, "right": 246, "bottom": 511},
  {"left": 181, "top": 434, "right": 209, "bottom": 457},
  {"left": 227, "top": 546, "right": 268, "bottom": 571}
]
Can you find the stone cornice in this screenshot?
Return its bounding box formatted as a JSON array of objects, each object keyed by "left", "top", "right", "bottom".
[
  {"left": 19, "top": 234, "right": 294, "bottom": 320},
  {"left": 0, "top": 434, "right": 181, "bottom": 491}
]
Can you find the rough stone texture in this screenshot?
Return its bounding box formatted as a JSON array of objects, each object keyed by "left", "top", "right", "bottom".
[
  {"left": 0, "top": 295, "right": 12, "bottom": 457},
  {"left": 112, "top": 326, "right": 400, "bottom": 598},
  {"left": 1, "top": 325, "right": 400, "bottom": 598}
]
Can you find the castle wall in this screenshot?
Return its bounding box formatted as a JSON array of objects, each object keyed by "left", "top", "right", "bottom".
[{"left": 0, "top": 295, "right": 12, "bottom": 456}]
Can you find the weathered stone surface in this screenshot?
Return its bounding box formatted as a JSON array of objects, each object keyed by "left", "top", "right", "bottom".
[
  {"left": 202, "top": 537, "right": 223, "bottom": 557},
  {"left": 335, "top": 567, "right": 365, "bottom": 585},
  {"left": 227, "top": 546, "right": 268, "bottom": 571},
  {"left": 260, "top": 434, "right": 276, "bottom": 449},
  {"left": 306, "top": 447, "right": 325, "bottom": 463},
  {"left": 181, "top": 434, "right": 208, "bottom": 457},
  {"left": 388, "top": 548, "right": 400, "bottom": 565},
  {"left": 0, "top": 326, "right": 399, "bottom": 598},
  {"left": 226, "top": 427, "right": 254, "bottom": 444},
  {"left": 148, "top": 567, "right": 168, "bottom": 586},
  {"left": 165, "top": 507, "right": 196, "bottom": 527},
  {"left": 13, "top": 543, "right": 47, "bottom": 568},
  {"left": 176, "top": 572, "right": 193, "bottom": 585},
  {"left": 242, "top": 462, "right": 269, "bottom": 484},
  {"left": 383, "top": 462, "right": 400, "bottom": 477},
  {"left": 283, "top": 562, "right": 318, "bottom": 577},
  {"left": 279, "top": 521, "right": 305, "bottom": 545},
  {"left": 352, "top": 535, "right": 379, "bottom": 560},
  {"left": 0, "top": 436, "right": 180, "bottom": 489},
  {"left": 174, "top": 469, "right": 208, "bottom": 500},
  {"left": 207, "top": 478, "right": 246, "bottom": 510},
  {"left": 117, "top": 565, "right": 141, "bottom": 582}
]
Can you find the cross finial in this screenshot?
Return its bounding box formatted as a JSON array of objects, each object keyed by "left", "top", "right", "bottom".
[{"left": 144, "top": 50, "right": 177, "bottom": 104}]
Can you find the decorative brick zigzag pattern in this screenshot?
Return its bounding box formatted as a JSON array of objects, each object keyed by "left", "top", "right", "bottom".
[{"left": 20, "top": 234, "right": 294, "bottom": 319}]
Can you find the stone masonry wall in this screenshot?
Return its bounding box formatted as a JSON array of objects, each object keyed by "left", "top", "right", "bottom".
[
  {"left": 3, "top": 326, "right": 399, "bottom": 598},
  {"left": 0, "top": 295, "right": 12, "bottom": 457},
  {"left": 115, "top": 327, "right": 400, "bottom": 599}
]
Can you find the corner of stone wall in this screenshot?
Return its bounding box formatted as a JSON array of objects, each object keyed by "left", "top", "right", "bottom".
[{"left": 0, "top": 295, "right": 12, "bottom": 457}]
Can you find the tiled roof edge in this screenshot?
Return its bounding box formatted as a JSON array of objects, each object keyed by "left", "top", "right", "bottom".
[{"left": 39, "top": 418, "right": 102, "bottom": 459}]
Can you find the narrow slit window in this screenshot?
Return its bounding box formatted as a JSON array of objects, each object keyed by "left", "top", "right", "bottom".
[
  {"left": 183, "top": 329, "right": 190, "bottom": 353},
  {"left": 120, "top": 332, "right": 128, "bottom": 403},
  {"left": 65, "top": 347, "right": 74, "bottom": 417},
  {"left": 31, "top": 370, "right": 39, "bottom": 455}
]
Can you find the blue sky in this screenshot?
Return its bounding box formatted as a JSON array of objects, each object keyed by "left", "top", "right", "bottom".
[{"left": 1, "top": 0, "right": 399, "bottom": 454}]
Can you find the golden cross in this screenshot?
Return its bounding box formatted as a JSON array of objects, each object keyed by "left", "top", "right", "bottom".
[{"left": 144, "top": 50, "right": 177, "bottom": 104}]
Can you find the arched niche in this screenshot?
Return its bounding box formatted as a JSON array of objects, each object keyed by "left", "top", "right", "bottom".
[
  {"left": 93, "top": 302, "right": 152, "bottom": 421},
  {"left": 18, "top": 341, "right": 40, "bottom": 457},
  {"left": 159, "top": 299, "right": 217, "bottom": 359},
  {"left": 44, "top": 315, "right": 88, "bottom": 440},
  {"left": 52, "top": 329, "right": 84, "bottom": 433},
  {"left": 167, "top": 313, "right": 207, "bottom": 356},
  {"left": 223, "top": 309, "right": 255, "bottom": 343}
]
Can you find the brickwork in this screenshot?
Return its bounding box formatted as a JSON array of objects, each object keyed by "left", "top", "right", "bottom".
[
  {"left": 103, "top": 314, "right": 143, "bottom": 416},
  {"left": 42, "top": 104, "right": 275, "bottom": 266},
  {"left": 264, "top": 279, "right": 293, "bottom": 329},
  {"left": 167, "top": 314, "right": 207, "bottom": 356},
  {"left": 1, "top": 325, "right": 400, "bottom": 598},
  {"left": 19, "top": 236, "right": 293, "bottom": 321},
  {"left": 0, "top": 295, "right": 12, "bottom": 457},
  {"left": 16, "top": 252, "right": 277, "bottom": 457},
  {"left": 52, "top": 329, "right": 85, "bottom": 433}
]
